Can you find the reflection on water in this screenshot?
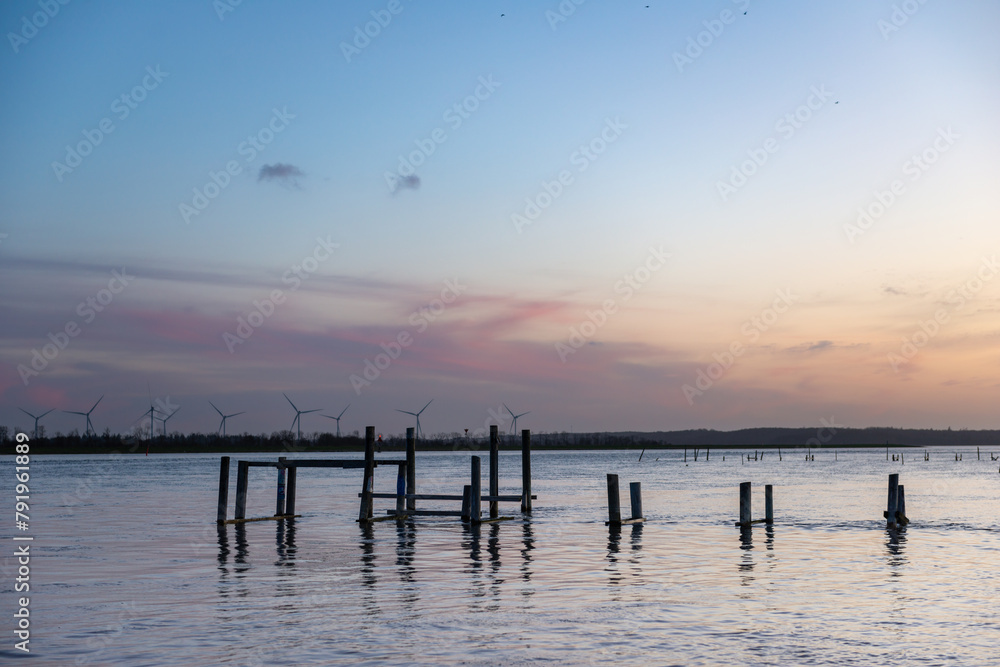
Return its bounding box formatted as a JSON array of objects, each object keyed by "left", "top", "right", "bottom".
[
  {"left": 35, "top": 449, "right": 1000, "bottom": 666},
  {"left": 606, "top": 523, "right": 644, "bottom": 593},
  {"left": 885, "top": 527, "right": 908, "bottom": 574},
  {"left": 276, "top": 518, "right": 297, "bottom": 567}
]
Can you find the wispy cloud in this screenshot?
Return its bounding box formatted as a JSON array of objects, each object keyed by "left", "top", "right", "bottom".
[{"left": 258, "top": 163, "right": 304, "bottom": 187}]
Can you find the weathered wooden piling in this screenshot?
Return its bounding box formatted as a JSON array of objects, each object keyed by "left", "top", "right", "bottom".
[
  {"left": 217, "top": 456, "right": 230, "bottom": 524},
  {"left": 470, "top": 456, "right": 482, "bottom": 524},
  {"left": 358, "top": 426, "right": 375, "bottom": 522},
  {"left": 684, "top": 448, "right": 687, "bottom": 463},
  {"left": 629, "top": 482, "right": 642, "bottom": 520},
  {"left": 406, "top": 427, "right": 416, "bottom": 511},
  {"left": 897, "top": 484, "right": 907, "bottom": 524},
  {"left": 276, "top": 456, "right": 287, "bottom": 516},
  {"left": 765, "top": 484, "right": 773, "bottom": 524},
  {"left": 739, "top": 481, "right": 752, "bottom": 526},
  {"left": 607, "top": 473, "right": 622, "bottom": 524},
  {"left": 461, "top": 484, "right": 471, "bottom": 522},
  {"left": 521, "top": 429, "right": 532, "bottom": 513},
  {"left": 489, "top": 425, "right": 500, "bottom": 519},
  {"left": 285, "top": 464, "right": 297, "bottom": 516},
  {"left": 886, "top": 473, "right": 899, "bottom": 528},
  {"left": 235, "top": 460, "right": 249, "bottom": 521},
  {"left": 395, "top": 463, "right": 406, "bottom": 515}
]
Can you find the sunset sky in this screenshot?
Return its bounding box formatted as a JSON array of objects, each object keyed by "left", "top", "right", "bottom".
[{"left": 2, "top": 0, "right": 999, "bottom": 437}]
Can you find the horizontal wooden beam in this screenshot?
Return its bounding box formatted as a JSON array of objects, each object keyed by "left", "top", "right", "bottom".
[
  {"left": 223, "top": 513, "right": 300, "bottom": 524},
  {"left": 363, "top": 493, "right": 535, "bottom": 501}
]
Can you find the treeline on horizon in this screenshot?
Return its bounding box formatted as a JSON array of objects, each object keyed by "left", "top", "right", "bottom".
[{"left": 2, "top": 424, "right": 999, "bottom": 454}]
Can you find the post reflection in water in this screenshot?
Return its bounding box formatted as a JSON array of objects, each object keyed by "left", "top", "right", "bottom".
[
  {"left": 395, "top": 518, "right": 419, "bottom": 609},
  {"left": 234, "top": 524, "right": 249, "bottom": 567},
  {"left": 885, "top": 527, "right": 908, "bottom": 575},
  {"left": 358, "top": 522, "right": 380, "bottom": 617},
  {"left": 275, "top": 518, "right": 297, "bottom": 568},
  {"left": 738, "top": 526, "right": 755, "bottom": 585},
  {"left": 217, "top": 524, "right": 230, "bottom": 568},
  {"left": 606, "top": 523, "right": 644, "bottom": 592},
  {"left": 520, "top": 520, "right": 535, "bottom": 599}
]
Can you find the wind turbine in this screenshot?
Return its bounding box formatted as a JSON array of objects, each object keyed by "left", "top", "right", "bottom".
[
  {"left": 284, "top": 393, "right": 321, "bottom": 440},
  {"left": 321, "top": 404, "right": 350, "bottom": 437},
  {"left": 209, "top": 401, "right": 244, "bottom": 437},
  {"left": 396, "top": 399, "right": 432, "bottom": 439},
  {"left": 18, "top": 407, "right": 54, "bottom": 439},
  {"left": 159, "top": 406, "right": 181, "bottom": 437},
  {"left": 64, "top": 395, "right": 103, "bottom": 437},
  {"left": 138, "top": 383, "right": 157, "bottom": 441},
  {"left": 504, "top": 403, "right": 531, "bottom": 435}
]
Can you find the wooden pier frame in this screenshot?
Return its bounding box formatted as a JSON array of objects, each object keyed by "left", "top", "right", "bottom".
[
  {"left": 606, "top": 473, "right": 645, "bottom": 526},
  {"left": 490, "top": 425, "right": 500, "bottom": 519},
  {"left": 406, "top": 427, "right": 416, "bottom": 511},
  {"left": 216, "top": 456, "right": 230, "bottom": 524},
  {"left": 735, "top": 481, "right": 773, "bottom": 527},
  {"left": 521, "top": 429, "right": 532, "bottom": 514}
]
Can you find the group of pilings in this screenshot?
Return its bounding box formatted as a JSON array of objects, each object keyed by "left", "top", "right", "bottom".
[
  {"left": 216, "top": 424, "right": 534, "bottom": 526},
  {"left": 371, "top": 424, "right": 534, "bottom": 524}
]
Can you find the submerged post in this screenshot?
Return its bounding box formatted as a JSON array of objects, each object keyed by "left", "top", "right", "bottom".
[
  {"left": 359, "top": 426, "right": 375, "bottom": 523},
  {"left": 489, "top": 425, "right": 500, "bottom": 519},
  {"left": 629, "top": 481, "right": 642, "bottom": 521},
  {"left": 765, "top": 484, "right": 773, "bottom": 524},
  {"left": 521, "top": 429, "right": 532, "bottom": 513},
  {"left": 235, "top": 460, "right": 249, "bottom": 521},
  {"left": 470, "top": 456, "right": 482, "bottom": 524},
  {"left": 217, "top": 456, "right": 230, "bottom": 524},
  {"left": 276, "top": 456, "right": 287, "bottom": 516},
  {"left": 406, "top": 427, "right": 416, "bottom": 511},
  {"left": 739, "top": 481, "right": 752, "bottom": 526},
  {"left": 285, "top": 464, "right": 297, "bottom": 516},
  {"left": 607, "top": 473, "right": 621, "bottom": 524},
  {"left": 886, "top": 473, "right": 899, "bottom": 529}
]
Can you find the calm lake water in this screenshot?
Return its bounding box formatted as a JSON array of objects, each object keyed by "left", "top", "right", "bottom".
[{"left": 4, "top": 446, "right": 999, "bottom": 665}]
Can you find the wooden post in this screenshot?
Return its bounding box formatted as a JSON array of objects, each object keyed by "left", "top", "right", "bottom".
[
  {"left": 521, "top": 429, "right": 532, "bottom": 513},
  {"left": 607, "top": 473, "right": 621, "bottom": 524},
  {"left": 489, "top": 425, "right": 499, "bottom": 519},
  {"left": 886, "top": 473, "right": 899, "bottom": 528},
  {"left": 359, "top": 426, "right": 375, "bottom": 522},
  {"left": 235, "top": 460, "right": 249, "bottom": 521},
  {"left": 629, "top": 481, "right": 642, "bottom": 521},
  {"left": 395, "top": 463, "right": 406, "bottom": 515},
  {"left": 217, "top": 456, "right": 230, "bottom": 524},
  {"left": 285, "top": 465, "right": 297, "bottom": 516},
  {"left": 276, "top": 456, "right": 287, "bottom": 516},
  {"left": 706, "top": 448, "right": 709, "bottom": 461},
  {"left": 739, "top": 481, "right": 752, "bottom": 526},
  {"left": 461, "top": 484, "right": 472, "bottom": 522},
  {"left": 684, "top": 448, "right": 687, "bottom": 463},
  {"left": 778, "top": 447, "right": 782, "bottom": 461},
  {"left": 897, "top": 484, "right": 907, "bottom": 523},
  {"left": 977, "top": 446, "right": 980, "bottom": 461},
  {"left": 406, "top": 427, "right": 416, "bottom": 511},
  {"left": 470, "top": 456, "right": 482, "bottom": 524},
  {"left": 765, "top": 484, "right": 773, "bottom": 524}
]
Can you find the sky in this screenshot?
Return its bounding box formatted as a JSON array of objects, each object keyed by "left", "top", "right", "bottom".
[{"left": 2, "top": 0, "right": 999, "bottom": 438}]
